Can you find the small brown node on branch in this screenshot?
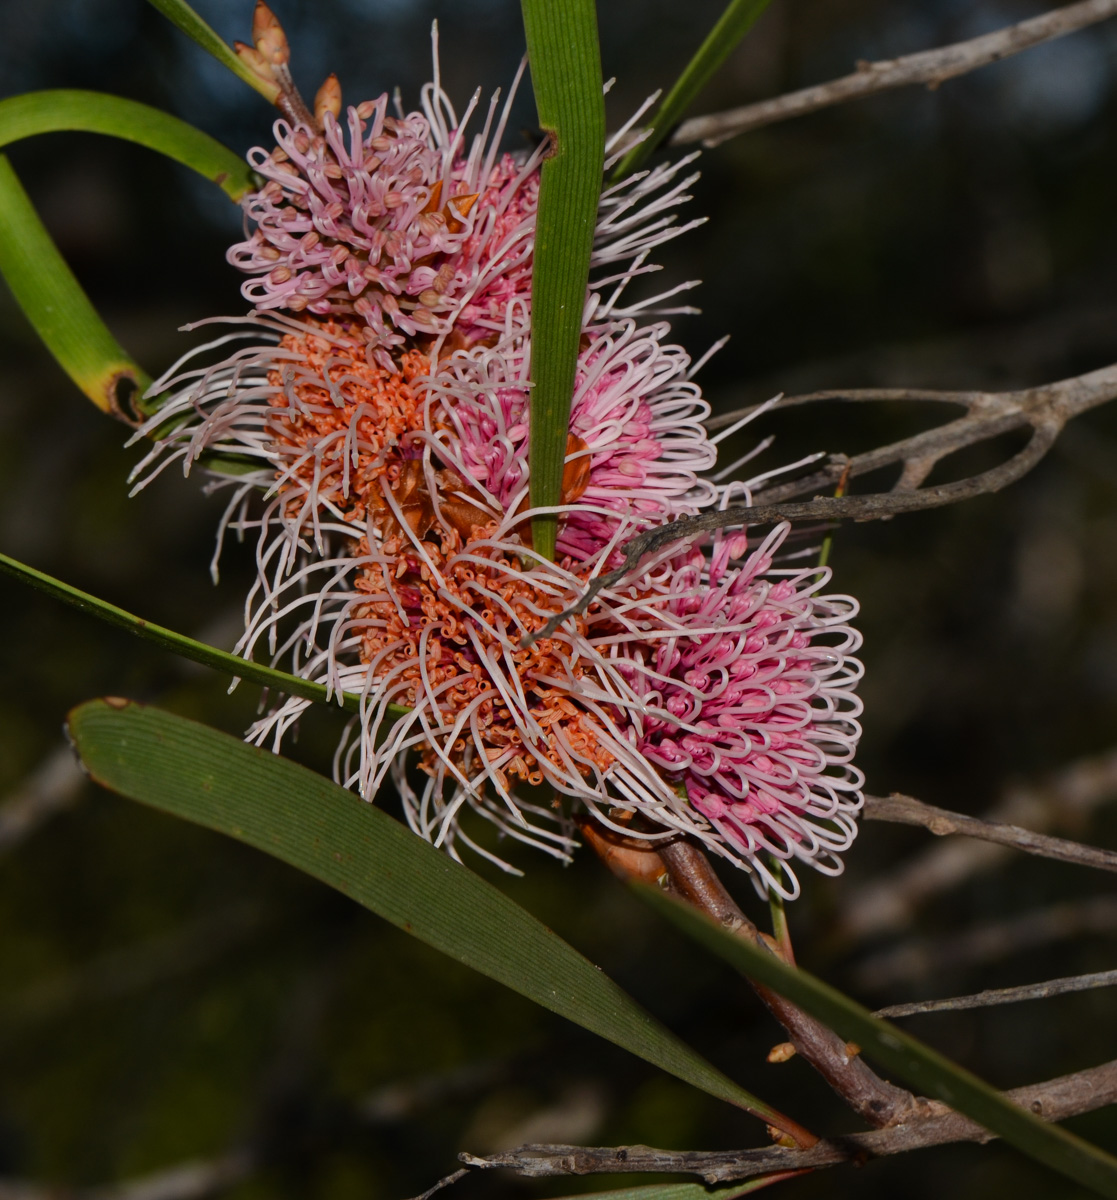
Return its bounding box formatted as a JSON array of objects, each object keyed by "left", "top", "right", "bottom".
[
  {"left": 766, "top": 1125, "right": 800, "bottom": 1148},
  {"left": 845, "top": 1042, "right": 862, "bottom": 1059},
  {"left": 768, "top": 1041, "right": 797, "bottom": 1063}
]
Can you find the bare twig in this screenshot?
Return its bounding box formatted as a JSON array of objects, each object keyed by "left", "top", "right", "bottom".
[
  {"left": 874, "top": 969, "right": 1117, "bottom": 1019},
  {"left": 404, "top": 1169, "right": 470, "bottom": 1200},
  {"left": 864, "top": 792, "right": 1117, "bottom": 874},
  {"left": 0, "top": 746, "right": 85, "bottom": 855},
  {"left": 524, "top": 363, "right": 1117, "bottom": 647},
  {"left": 843, "top": 749, "right": 1117, "bottom": 942},
  {"left": 460, "top": 1059, "right": 1117, "bottom": 1183},
  {"left": 713, "top": 362, "right": 1117, "bottom": 505},
  {"left": 852, "top": 895, "right": 1117, "bottom": 992},
  {"left": 0, "top": 1151, "right": 255, "bottom": 1200},
  {"left": 671, "top": 0, "right": 1117, "bottom": 147},
  {"left": 659, "top": 842, "right": 932, "bottom": 1130}
]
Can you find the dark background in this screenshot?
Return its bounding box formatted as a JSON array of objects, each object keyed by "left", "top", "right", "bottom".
[{"left": 2, "top": 1, "right": 1117, "bottom": 1196}]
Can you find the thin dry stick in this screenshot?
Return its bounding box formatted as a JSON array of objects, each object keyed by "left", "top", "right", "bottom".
[
  {"left": 403, "top": 1169, "right": 471, "bottom": 1200},
  {"left": 863, "top": 792, "right": 1117, "bottom": 874},
  {"left": 0, "top": 1150, "right": 256, "bottom": 1200},
  {"left": 460, "top": 1059, "right": 1117, "bottom": 1184},
  {"left": 874, "top": 969, "right": 1117, "bottom": 1020},
  {"left": 843, "top": 748, "right": 1117, "bottom": 942},
  {"left": 0, "top": 746, "right": 85, "bottom": 855},
  {"left": 658, "top": 841, "right": 933, "bottom": 1129},
  {"left": 527, "top": 362, "right": 1117, "bottom": 647},
  {"left": 671, "top": 0, "right": 1117, "bottom": 147},
  {"left": 852, "top": 895, "right": 1117, "bottom": 992}
]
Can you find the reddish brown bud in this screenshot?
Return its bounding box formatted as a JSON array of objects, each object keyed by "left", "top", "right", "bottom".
[
  {"left": 233, "top": 40, "right": 282, "bottom": 102},
  {"left": 314, "top": 73, "right": 342, "bottom": 127},
  {"left": 252, "top": 1, "right": 290, "bottom": 67}
]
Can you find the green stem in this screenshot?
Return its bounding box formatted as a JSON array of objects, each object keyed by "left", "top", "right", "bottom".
[
  {"left": 521, "top": 0, "right": 606, "bottom": 559},
  {"left": 144, "top": 0, "right": 280, "bottom": 103},
  {"left": 0, "top": 548, "right": 408, "bottom": 721},
  {"left": 612, "top": 0, "right": 774, "bottom": 181}
]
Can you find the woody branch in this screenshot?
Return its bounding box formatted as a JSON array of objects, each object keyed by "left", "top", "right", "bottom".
[{"left": 670, "top": 0, "right": 1117, "bottom": 147}]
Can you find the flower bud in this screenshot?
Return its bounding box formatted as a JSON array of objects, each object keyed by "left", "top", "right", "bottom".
[
  {"left": 314, "top": 74, "right": 342, "bottom": 127},
  {"left": 252, "top": 1, "right": 290, "bottom": 67}
]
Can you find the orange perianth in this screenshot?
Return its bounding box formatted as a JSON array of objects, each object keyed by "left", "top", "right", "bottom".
[
  {"left": 266, "top": 321, "right": 430, "bottom": 521},
  {"left": 561, "top": 434, "right": 591, "bottom": 504},
  {"left": 314, "top": 74, "right": 342, "bottom": 127},
  {"left": 352, "top": 536, "right": 615, "bottom": 789},
  {"left": 421, "top": 180, "right": 444, "bottom": 215},
  {"left": 445, "top": 193, "right": 479, "bottom": 234}
]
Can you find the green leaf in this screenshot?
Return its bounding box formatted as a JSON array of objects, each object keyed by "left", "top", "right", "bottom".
[
  {"left": 612, "top": 0, "right": 774, "bottom": 181},
  {"left": 67, "top": 700, "right": 791, "bottom": 1132},
  {"left": 0, "top": 549, "right": 407, "bottom": 721},
  {"left": 0, "top": 93, "right": 252, "bottom": 416},
  {"left": 521, "top": 0, "right": 606, "bottom": 559},
  {"left": 145, "top": 0, "right": 280, "bottom": 103},
  {"left": 0, "top": 90, "right": 255, "bottom": 201},
  {"left": 639, "top": 885, "right": 1117, "bottom": 1199},
  {"left": 0, "top": 154, "right": 149, "bottom": 416}
]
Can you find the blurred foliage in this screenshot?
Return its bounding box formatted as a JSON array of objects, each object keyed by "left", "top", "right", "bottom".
[{"left": 1, "top": 0, "right": 1117, "bottom": 1197}]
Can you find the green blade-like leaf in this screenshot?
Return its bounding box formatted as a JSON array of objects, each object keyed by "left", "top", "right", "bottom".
[
  {"left": 0, "top": 154, "right": 148, "bottom": 416},
  {"left": 521, "top": 0, "right": 606, "bottom": 559},
  {"left": 0, "top": 94, "right": 252, "bottom": 415},
  {"left": 639, "top": 886, "right": 1117, "bottom": 1199},
  {"left": 0, "top": 549, "right": 407, "bottom": 720},
  {"left": 612, "top": 0, "right": 774, "bottom": 181},
  {"left": 145, "top": 0, "right": 279, "bottom": 103},
  {"left": 67, "top": 700, "right": 789, "bottom": 1130},
  {"left": 0, "top": 90, "right": 255, "bottom": 201}
]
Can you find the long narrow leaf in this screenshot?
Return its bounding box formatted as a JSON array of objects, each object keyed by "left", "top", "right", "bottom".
[
  {"left": 0, "top": 93, "right": 252, "bottom": 415},
  {"left": 521, "top": 0, "right": 606, "bottom": 559},
  {"left": 0, "top": 549, "right": 407, "bottom": 720},
  {"left": 639, "top": 886, "right": 1117, "bottom": 1199},
  {"left": 0, "top": 155, "right": 149, "bottom": 416},
  {"left": 613, "top": 0, "right": 774, "bottom": 181},
  {"left": 0, "top": 91, "right": 255, "bottom": 201},
  {"left": 145, "top": 0, "right": 279, "bottom": 103},
  {"left": 68, "top": 700, "right": 791, "bottom": 1130}
]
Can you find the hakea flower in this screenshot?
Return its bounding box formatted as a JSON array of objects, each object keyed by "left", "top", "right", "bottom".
[
  {"left": 228, "top": 89, "right": 544, "bottom": 368},
  {"left": 604, "top": 523, "right": 864, "bottom": 897},
  {"left": 234, "top": 505, "right": 862, "bottom": 895},
  {"left": 128, "top": 27, "right": 865, "bottom": 892}
]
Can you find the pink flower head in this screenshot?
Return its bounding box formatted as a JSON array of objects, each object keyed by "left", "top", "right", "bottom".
[
  {"left": 129, "top": 38, "right": 865, "bottom": 889},
  {"left": 606, "top": 523, "right": 864, "bottom": 897},
  {"left": 227, "top": 76, "right": 545, "bottom": 369},
  {"left": 429, "top": 316, "right": 718, "bottom": 565}
]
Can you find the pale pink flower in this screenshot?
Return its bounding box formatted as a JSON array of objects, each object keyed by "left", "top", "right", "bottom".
[
  {"left": 127, "top": 48, "right": 865, "bottom": 891},
  {"left": 602, "top": 522, "right": 864, "bottom": 897}
]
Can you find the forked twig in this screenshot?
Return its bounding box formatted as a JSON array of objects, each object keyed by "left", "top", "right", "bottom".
[
  {"left": 525, "top": 362, "right": 1117, "bottom": 646},
  {"left": 658, "top": 842, "right": 932, "bottom": 1130},
  {"left": 461, "top": 1059, "right": 1117, "bottom": 1183}
]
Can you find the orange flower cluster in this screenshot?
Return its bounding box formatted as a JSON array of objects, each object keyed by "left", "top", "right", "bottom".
[{"left": 351, "top": 526, "right": 616, "bottom": 795}]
